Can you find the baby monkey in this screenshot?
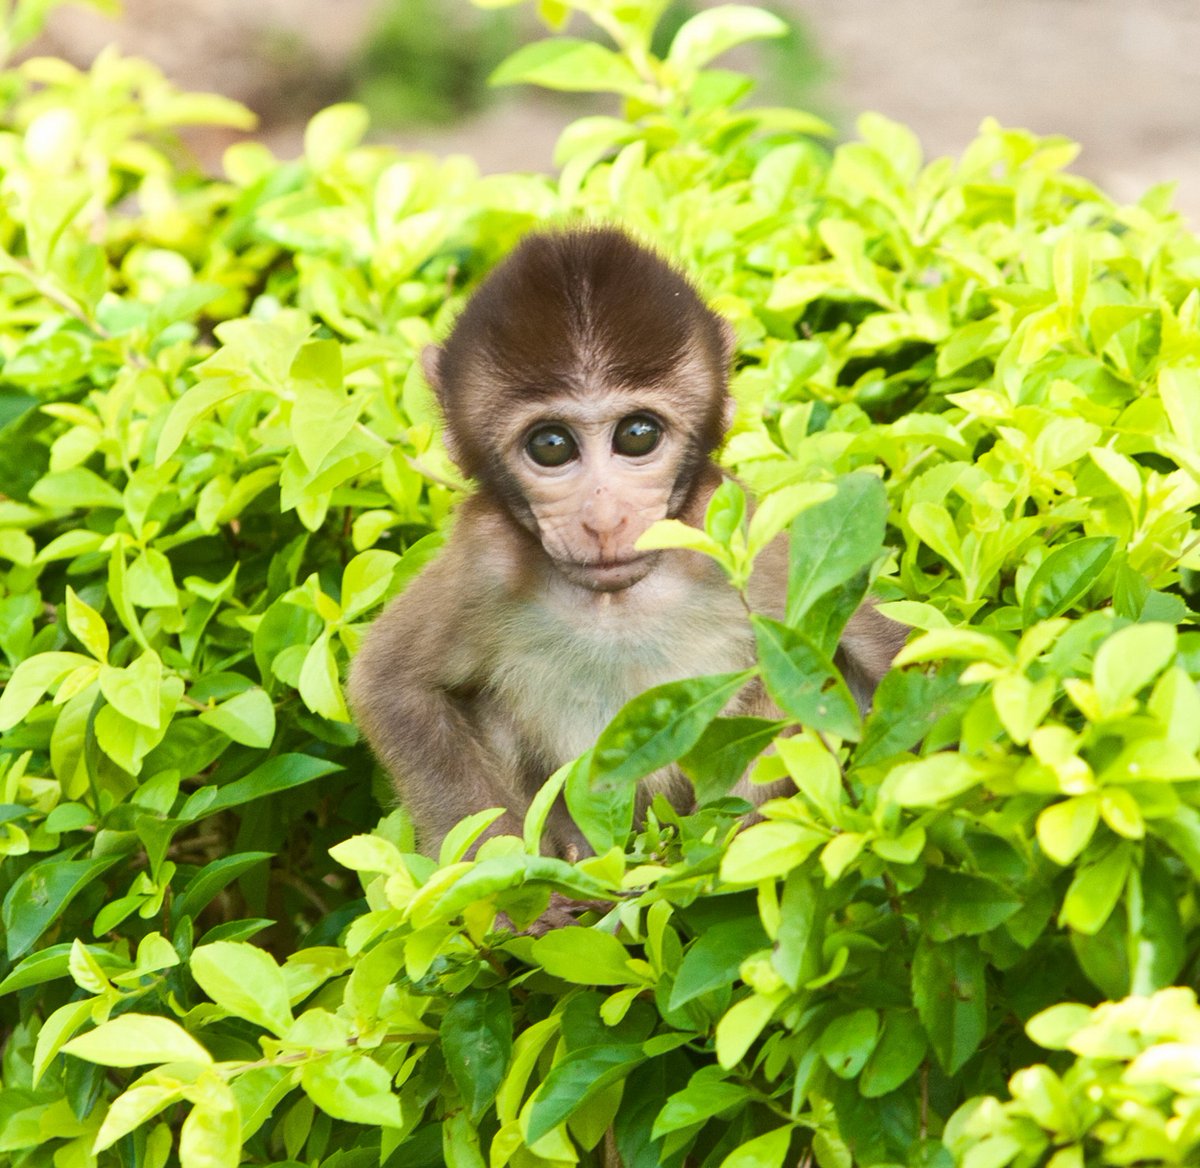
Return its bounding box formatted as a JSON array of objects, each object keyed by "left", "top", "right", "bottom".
[{"left": 349, "top": 227, "right": 902, "bottom": 859}]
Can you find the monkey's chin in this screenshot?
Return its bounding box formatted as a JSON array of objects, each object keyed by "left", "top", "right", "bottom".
[{"left": 555, "top": 555, "right": 657, "bottom": 593}]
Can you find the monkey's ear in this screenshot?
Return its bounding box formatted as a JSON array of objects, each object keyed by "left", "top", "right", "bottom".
[{"left": 421, "top": 344, "right": 446, "bottom": 403}]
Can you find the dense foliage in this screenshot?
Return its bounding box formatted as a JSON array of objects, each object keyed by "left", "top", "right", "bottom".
[{"left": 1, "top": 1, "right": 1200, "bottom": 1166}]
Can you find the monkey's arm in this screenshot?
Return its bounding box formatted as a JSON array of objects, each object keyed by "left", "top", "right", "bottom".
[{"left": 347, "top": 540, "right": 526, "bottom": 853}]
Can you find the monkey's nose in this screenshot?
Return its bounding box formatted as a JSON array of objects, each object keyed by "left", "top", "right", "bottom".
[{"left": 581, "top": 490, "right": 627, "bottom": 541}]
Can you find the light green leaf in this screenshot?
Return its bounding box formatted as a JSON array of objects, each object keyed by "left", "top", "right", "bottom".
[
  {"left": 191, "top": 942, "right": 294, "bottom": 1035},
  {"left": 747, "top": 482, "right": 835, "bottom": 562},
  {"left": 300, "top": 1049, "right": 404, "bottom": 1126},
  {"left": 63, "top": 1014, "right": 212, "bottom": 1067},
  {"left": 721, "top": 821, "right": 824, "bottom": 884},
  {"left": 179, "top": 1082, "right": 241, "bottom": 1168},
  {"left": 635, "top": 517, "right": 727, "bottom": 559},
  {"left": 532, "top": 928, "right": 641, "bottom": 986},
  {"left": 197, "top": 688, "right": 276, "bottom": 748},
  {"left": 94, "top": 1085, "right": 182, "bottom": 1153},
  {"left": 1037, "top": 796, "right": 1099, "bottom": 866},
  {"left": 888, "top": 753, "right": 982, "bottom": 808},
  {"left": 0, "top": 651, "right": 93, "bottom": 730},
  {"left": 1093, "top": 622, "right": 1176, "bottom": 715},
  {"left": 298, "top": 631, "right": 350, "bottom": 721},
  {"left": 304, "top": 102, "right": 370, "bottom": 170},
  {"left": 715, "top": 991, "right": 779, "bottom": 1068},
  {"left": 667, "top": 5, "right": 787, "bottom": 75},
  {"left": 99, "top": 652, "right": 165, "bottom": 729},
  {"left": 718, "top": 1126, "right": 793, "bottom": 1168},
  {"left": 64, "top": 586, "right": 108, "bottom": 662},
  {"left": 340, "top": 549, "right": 400, "bottom": 620},
  {"left": 491, "top": 39, "right": 644, "bottom": 97}
]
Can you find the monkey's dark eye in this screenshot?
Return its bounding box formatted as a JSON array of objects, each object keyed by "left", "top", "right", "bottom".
[
  {"left": 526, "top": 425, "right": 578, "bottom": 467},
  {"left": 613, "top": 415, "right": 662, "bottom": 457}
]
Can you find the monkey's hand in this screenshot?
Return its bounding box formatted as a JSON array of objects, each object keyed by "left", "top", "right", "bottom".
[{"left": 516, "top": 892, "right": 613, "bottom": 936}]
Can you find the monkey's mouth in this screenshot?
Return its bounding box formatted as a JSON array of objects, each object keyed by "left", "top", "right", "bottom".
[{"left": 557, "top": 554, "right": 656, "bottom": 592}]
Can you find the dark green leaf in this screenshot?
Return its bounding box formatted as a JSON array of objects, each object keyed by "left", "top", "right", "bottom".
[
  {"left": 442, "top": 988, "right": 512, "bottom": 1120},
  {"left": 910, "top": 870, "right": 1022, "bottom": 941},
  {"left": 3, "top": 855, "right": 123, "bottom": 960},
  {"left": 172, "top": 852, "right": 274, "bottom": 925},
  {"left": 526, "top": 1044, "right": 645, "bottom": 1144},
  {"left": 786, "top": 474, "right": 887, "bottom": 625},
  {"left": 752, "top": 617, "right": 860, "bottom": 740},
  {"left": 668, "top": 917, "right": 769, "bottom": 1010},
  {"left": 856, "top": 663, "right": 972, "bottom": 766},
  {"left": 679, "top": 716, "right": 787, "bottom": 805},
  {"left": 178, "top": 754, "right": 341, "bottom": 821},
  {"left": 860, "top": 1010, "right": 927, "bottom": 1098},
  {"left": 912, "top": 937, "right": 986, "bottom": 1075}
]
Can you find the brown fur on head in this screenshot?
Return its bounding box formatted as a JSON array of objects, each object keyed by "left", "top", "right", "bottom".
[{"left": 422, "top": 227, "right": 734, "bottom": 501}]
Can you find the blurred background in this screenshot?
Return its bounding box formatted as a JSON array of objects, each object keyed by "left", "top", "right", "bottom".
[{"left": 36, "top": 0, "right": 1200, "bottom": 224}]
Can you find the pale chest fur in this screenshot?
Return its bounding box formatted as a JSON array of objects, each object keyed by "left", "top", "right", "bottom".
[{"left": 488, "top": 570, "right": 752, "bottom": 769}]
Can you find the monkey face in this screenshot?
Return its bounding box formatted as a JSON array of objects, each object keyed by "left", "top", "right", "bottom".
[{"left": 507, "top": 393, "right": 684, "bottom": 593}]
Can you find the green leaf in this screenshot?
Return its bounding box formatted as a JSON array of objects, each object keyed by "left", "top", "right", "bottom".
[
  {"left": 100, "top": 651, "right": 165, "bottom": 729},
  {"left": 574, "top": 671, "right": 750, "bottom": 852},
  {"left": 171, "top": 852, "right": 272, "bottom": 925},
  {"left": 669, "top": 917, "right": 769, "bottom": 1010},
  {"left": 747, "top": 482, "right": 835, "bottom": 562},
  {"left": 592, "top": 671, "right": 751, "bottom": 786},
  {"left": 887, "top": 753, "right": 981, "bottom": 808},
  {"left": 752, "top": 616, "right": 860, "bottom": 740},
  {"left": 62, "top": 1014, "right": 212, "bottom": 1067},
  {"left": 715, "top": 991, "right": 778, "bottom": 1068},
  {"left": 913, "top": 937, "right": 986, "bottom": 1075},
  {"left": 652, "top": 1072, "right": 750, "bottom": 1138},
  {"left": 340, "top": 549, "right": 400, "bottom": 620},
  {"left": 1062, "top": 842, "right": 1131, "bottom": 935},
  {"left": 785, "top": 474, "right": 888, "bottom": 625},
  {"left": 818, "top": 1009, "right": 879, "bottom": 1079},
  {"left": 155, "top": 377, "right": 246, "bottom": 466},
  {"left": 298, "top": 631, "right": 350, "bottom": 721},
  {"left": 526, "top": 1044, "right": 645, "bottom": 1144},
  {"left": 533, "top": 928, "right": 641, "bottom": 986},
  {"left": 1022, "top": 537, "right": 1116, "bottom": 623},
  {"left": 442, "top": 987, "right": 513, "bottom": 1120},
  {"left": 491, "top": 39, "right": 644, "bottom": 97},
  {"left": 191, "top": 942, "right": 294, "bottom": 1035},
  {"left": 667, "top": 5, "right": 788, "bottom": 75},
  {"left": 179, "top": 754, "right": 341, "bottom": 821},
  {"left": 197, "top": 688, "right": 276, "bottom": 748},
  {"left": 857, "top": 664, "right": 970, "bottom": 766}
]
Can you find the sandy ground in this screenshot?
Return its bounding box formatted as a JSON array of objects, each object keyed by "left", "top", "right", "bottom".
[{"left": 40, "top": 0, "right": 1200, "bottom": 225}]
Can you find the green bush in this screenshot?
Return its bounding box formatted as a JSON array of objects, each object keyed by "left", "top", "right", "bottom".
[{"left": 1, "top": 1, "right": 1199, "bottom": 1166}]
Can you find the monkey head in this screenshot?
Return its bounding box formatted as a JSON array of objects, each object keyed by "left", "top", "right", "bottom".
[{"left": 421, "top": 227, "right": 734, "bottom": 593}]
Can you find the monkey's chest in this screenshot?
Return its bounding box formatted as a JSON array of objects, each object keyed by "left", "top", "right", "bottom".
[{"left": 489, "top": 590, "right": 752, "bottom": 769}]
